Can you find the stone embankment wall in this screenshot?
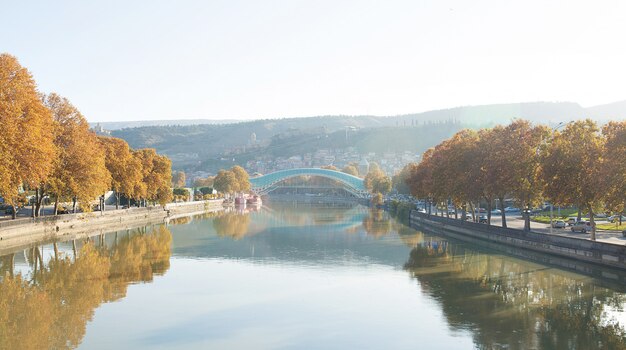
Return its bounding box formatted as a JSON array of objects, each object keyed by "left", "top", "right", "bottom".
[
  {"left": 0, "top": 200, "right": 223, "bottom": 253},
  {"left": 410, "top": 210, "right": 626, "bottom": 270}
]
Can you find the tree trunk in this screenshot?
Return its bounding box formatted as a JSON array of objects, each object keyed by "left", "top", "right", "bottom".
[
  {"left": 53, "top": 242, "right": 59, "bottom": 261},
  {"left": 577, "top": 208, "right": 582, "bottom": 221},
  {"left": 454, "top": 205, "right": 458, "bottom": 220},
  {"left": 53, "top": 197, "right": 59, "bottom": 216},
  {"left": 461, "top": 204, "right": 466, "bottom": 221},
  {"left": 9, "top": 253, "right": 14, "bottom": 277},
  {"left": 72, "top": 197, "right": 77, "bottom": 213},
  {"left": 524, "top": 204, "right": 531, "bottom": 231},
  {"left": 499, "top": 197, "right": 507, "bottom": 228},
  {"left": 486, "top": 199, "right": 492, "bottom": 225},
  {"left": 34, "top": 187, "right": 40, "bottom": 217},
  {"left": 115, "top": 192, "right": 120, "bottom": 209},
  {"left": 589, "top": 205, "right": 596, "bottom": 241},
  {"left": 469, "top": 202, "right": 475, "bottom": 222},
  {"left": 475, "top": 201, "right": 480, "bottom": 222},
  {"left": 72, "top": 240, "right": 77, "bottom": 260}
]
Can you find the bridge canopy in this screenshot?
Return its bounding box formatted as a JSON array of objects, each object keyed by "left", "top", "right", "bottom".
[{"left": 250, "top": 168, "right": 367, "bottom": 197}]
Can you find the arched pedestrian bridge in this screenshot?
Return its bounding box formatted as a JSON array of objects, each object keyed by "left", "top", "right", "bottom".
[{"left": 250, "top": 168, "right": 368, "bottom": 198}]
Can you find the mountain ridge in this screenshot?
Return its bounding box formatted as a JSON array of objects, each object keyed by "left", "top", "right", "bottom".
[{"left": 92, "top": 100, "right": 625, "bottom": 130}]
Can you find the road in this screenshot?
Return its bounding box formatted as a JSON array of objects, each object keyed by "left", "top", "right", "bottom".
[{"left": 482, "top": 213, "right": 626, "bottom": 246}]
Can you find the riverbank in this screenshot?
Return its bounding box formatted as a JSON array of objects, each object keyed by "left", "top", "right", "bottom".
[
  {"left": 0, "top": 200, "right": 223, "bottom": 254},
  {"left": 410, "top": 210, "right": 626, "bottom": 270}
]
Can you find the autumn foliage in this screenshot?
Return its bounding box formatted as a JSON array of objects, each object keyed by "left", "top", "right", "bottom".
[
  {"left": 405, "top": 119, "right": 626, "bottom": 240},
  {"left": 0, "top": 53, "right": 173, "bottom": 216}
]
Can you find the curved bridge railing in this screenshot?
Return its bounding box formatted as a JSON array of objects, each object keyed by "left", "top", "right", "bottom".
[{"left": 250, "top": 168, "right": 368, "bottom": 198}]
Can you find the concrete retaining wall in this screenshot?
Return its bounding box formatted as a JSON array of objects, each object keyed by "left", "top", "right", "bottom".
[
  {"left": 0, "top": 200, "right": 224, "bottom": 252},
  {"left": 410, "top": 210, "right": 626, "bottom": 270}
]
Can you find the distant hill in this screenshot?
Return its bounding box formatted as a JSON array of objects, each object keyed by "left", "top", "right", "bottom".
[
  {"left": 90, "top": 119, "right": 243, "bottom": 130},
  {"left": 392, "top": 101, "right": 588, "bottom": 125},
  {"left": 99, "top": 100, "right": 626, "bottom": 132},
  {"left": 585, "top": 100, "right": 626, "bottom": 121},
  {"left": 112, "top": 115, "right": 394, "bottom": 155},
  {"left": 107, "top": 100, "right": 625, "bottom": 171}
]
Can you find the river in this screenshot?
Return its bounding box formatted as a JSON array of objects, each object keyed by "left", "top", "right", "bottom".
[{"left": 1, "top": 203, "right": 625, "bottom": 349}]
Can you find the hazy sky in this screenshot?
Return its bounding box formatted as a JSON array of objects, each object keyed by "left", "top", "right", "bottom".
[{"left": 2, "top": 0, "right": 626, "bottom": 122}]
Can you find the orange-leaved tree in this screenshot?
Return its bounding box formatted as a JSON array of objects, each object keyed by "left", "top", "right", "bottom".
[
  {"left": 43, "top": 93, "right": 110, "bottom": 214},
  {"left": 0, "top": 54, "right": 56, "bottom": 218},
  {"left": 99, "top": 136, "right": 142, "bottom": 209},
  {"left": 602, "top": 121, "right": 626, "bottom": 224},
  {"left": 541, "top": 119, "right": 605, "bottom": 240}
]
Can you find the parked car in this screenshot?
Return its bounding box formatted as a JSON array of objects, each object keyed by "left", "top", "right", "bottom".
[
  {"left": 504, "top": 207, "right": 520, "bottom": 212},
  {"left": 567, "top": 217, "right": 578, "bottom": 226},
  {"left": 571, "top": 221, "right": 592, "bottom": 233},
  {"left": 608, "top": 215, "right": 626, "bottom": 223},
  {"left": 57, "top": 206, "right": 70, "bottom": 214},
  {"left": 4, "top": 206, "right": 18, "bottom": 215},
  {"left": 478, "top": 215, "right": 488, "bottom": 224},
  {"left": 464, "top": 214, "right": 473, "bottom": 221},
  {"left": 551, "top": 220, "right": 566, "bottom": 228},
  {"left": 491, "top": 209, "right": 501, "bottom": 215},
  {"left": 417, "top": 208, "right": 426, "bottom": 214}
]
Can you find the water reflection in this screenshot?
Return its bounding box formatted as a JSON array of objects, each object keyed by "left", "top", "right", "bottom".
[
  {"left": 0, "top": 226, "right": 172, "bottom": 349},
  {"left": 1, "top": 204, "right": 625, "bottom": 349},
  {"left": 213, "top": 211, "right": 251, "bottom": 240},
  {"left": 361, "top": 209, "right": 392, "bottom": 237},
  {"left": 404, "top": 238, "right": 626, "bottom": 349}
]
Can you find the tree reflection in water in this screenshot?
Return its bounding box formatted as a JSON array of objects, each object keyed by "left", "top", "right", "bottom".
[
  {"left": 212, "top": 211, "right": 251, "bottom": 240},
  {"left": 362, "top": 209, "right": 392, "bottom": 237},
  {"left": 0, "top": 225, "right": 172, "bottom": 349},
  {"left": 404, "top": 239, "right": 626, "bottom": 349}
]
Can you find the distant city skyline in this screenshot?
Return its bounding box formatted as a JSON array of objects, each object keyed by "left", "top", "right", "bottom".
[{"left": 3, "top": 0, "right": 626, "bottom": 122}]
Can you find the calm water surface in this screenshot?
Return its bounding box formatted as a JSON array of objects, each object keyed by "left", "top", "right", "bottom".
[{"left": 1, "top": 203, "right": 625, "bottom": 349}]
